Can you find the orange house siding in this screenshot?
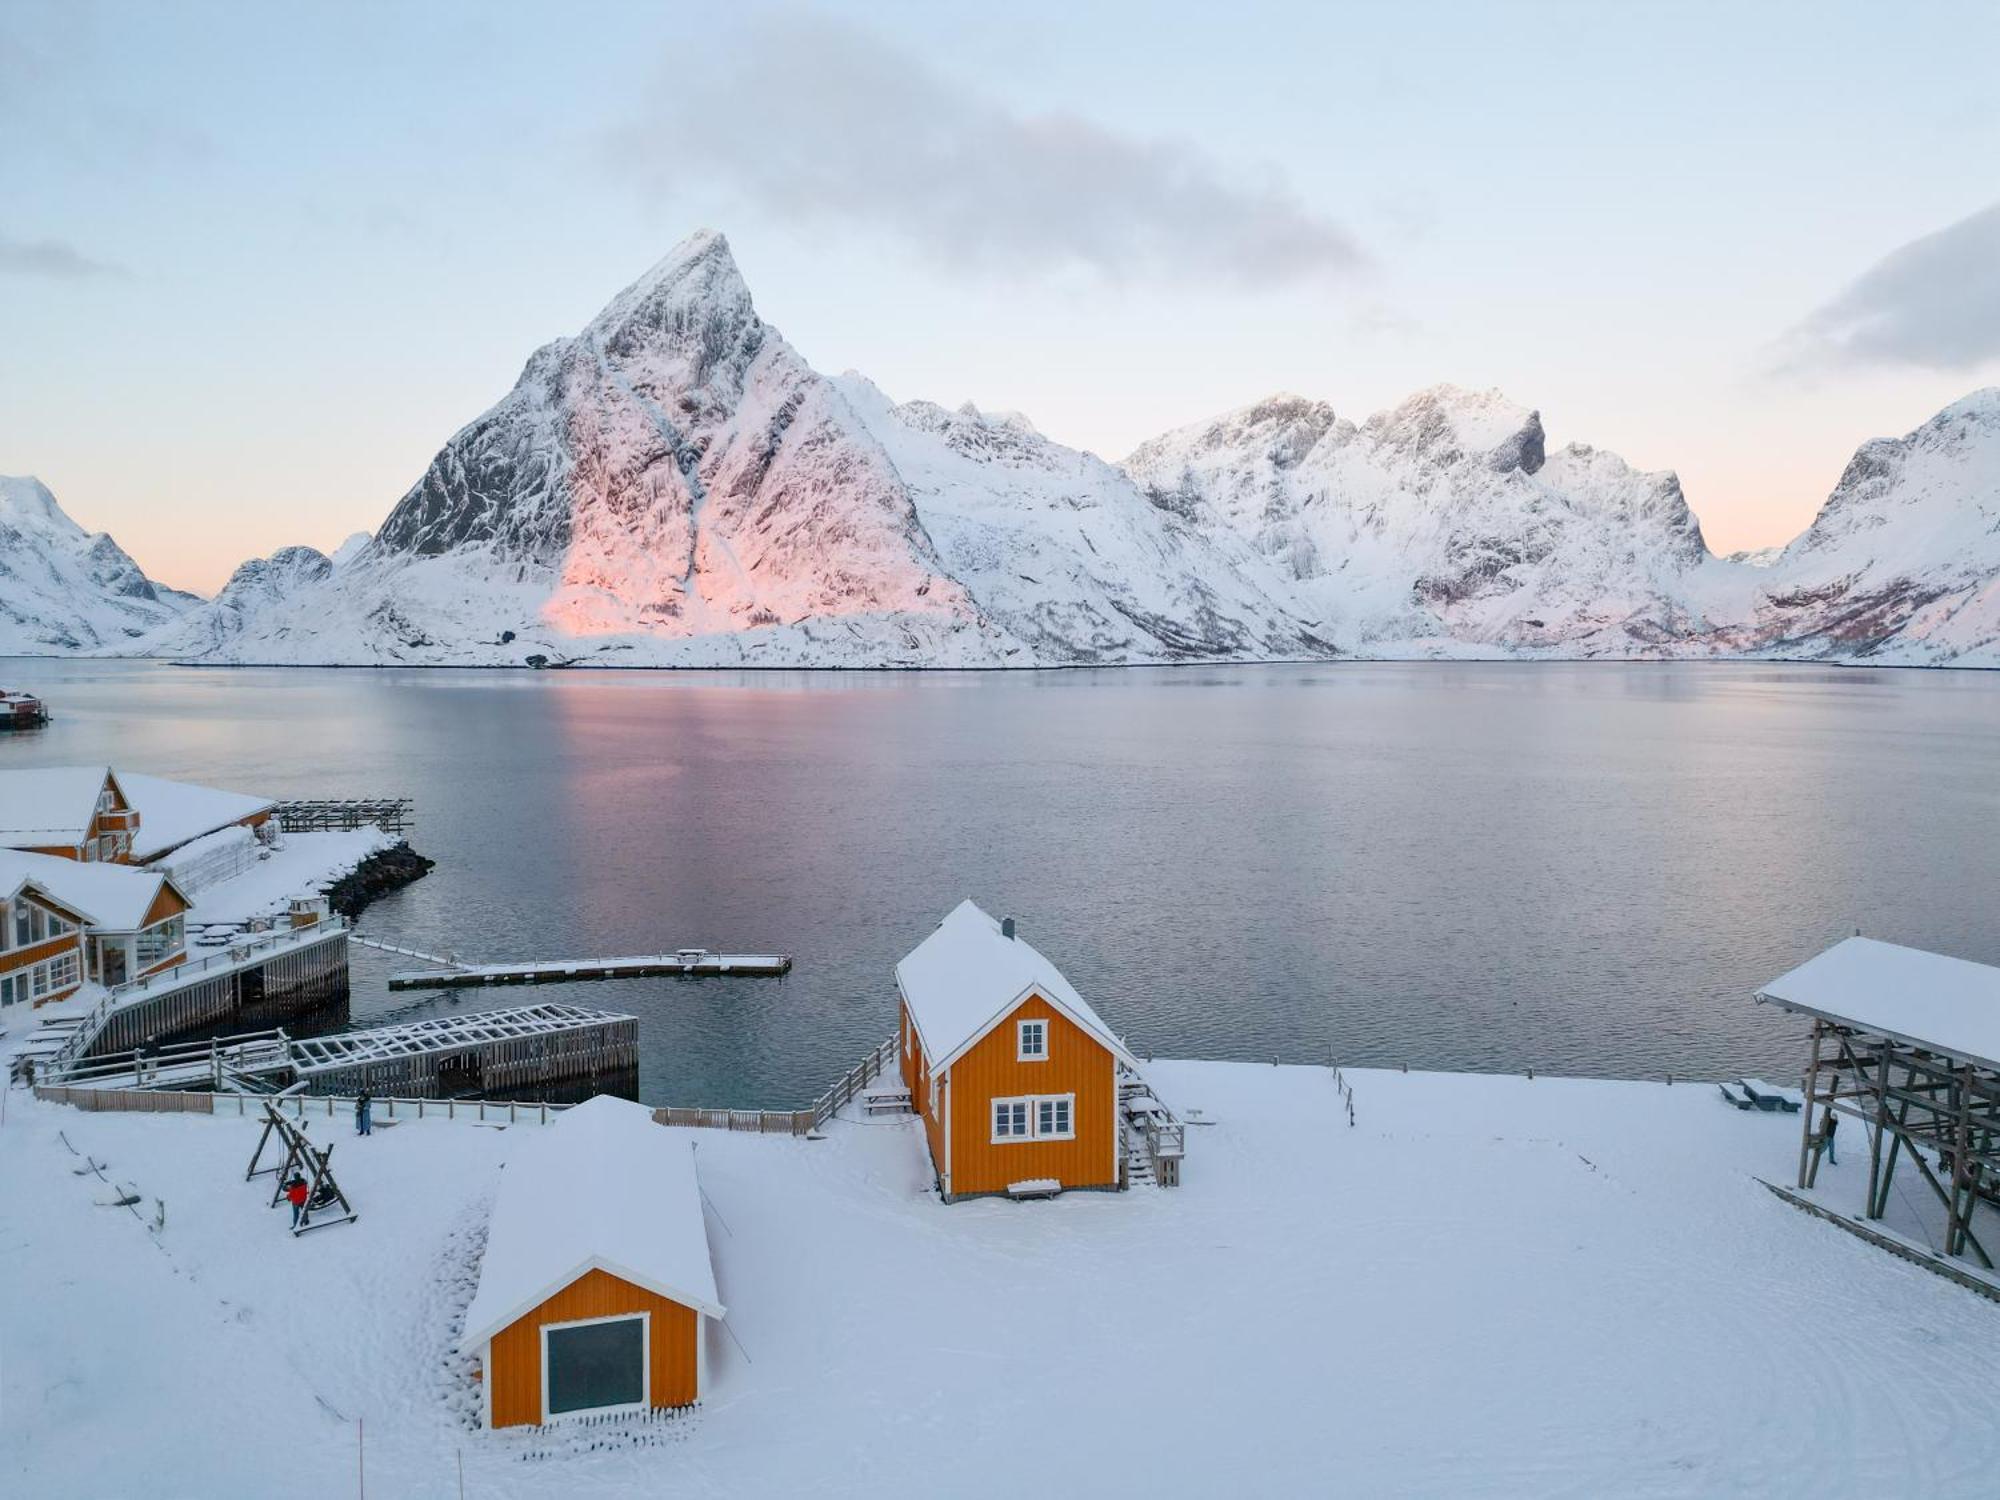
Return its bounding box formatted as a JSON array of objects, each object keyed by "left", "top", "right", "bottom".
[
  {"left": 0, "top": 931, "right": 85, "bottom": 978},
  {"left": 486, "top": 1268, "right": 700, "bottom": 1428},
  {"left": 907, "top": 992, "right": 1119, "bottom": 1200},
  {"left": 141, "top": 884, "right": 188, "bottom": 926}
]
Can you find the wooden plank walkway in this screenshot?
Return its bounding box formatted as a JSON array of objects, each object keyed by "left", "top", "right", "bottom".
[{"left": 386, "top": 950, "right": 791, "bottom": 990}]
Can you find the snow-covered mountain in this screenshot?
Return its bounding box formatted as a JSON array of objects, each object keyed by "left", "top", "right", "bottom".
[
  {"left": 1123, "top": 388, "right": 1756, "bottom": 657},
  {"left": 131, "top": 231, "right": 1317, "bottom": 666},
  {"left": 0, "top": 476, "right": 198, "bottom": 654},
  {"left": 21, "top": 227, "right": 1995, "bottom": 669},
  {"left": 1745, "top": 391, "right": 2000, "bottom": 664}
]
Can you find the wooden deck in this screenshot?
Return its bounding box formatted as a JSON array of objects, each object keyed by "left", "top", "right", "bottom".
[{"left": 385, "top": 950, "right": 791, "bottom": 990}]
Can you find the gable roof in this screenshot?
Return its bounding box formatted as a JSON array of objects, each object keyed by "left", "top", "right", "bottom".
[
  {"left": 0, "top": 766, "right": 116, "bottom": 849},
  {"left": 0, "top": 848, "right": 185, "bottom": 932},
  {"left": 459, "top": 1096, "right": 725, "bottom": 1352},
  {"left": 117, "top": 771, "right": 274, "bottom": 861},
  {"left": 1759, "top": 937, "right": 2000, "bottom": 1072},
  {"left": 895, "top": 899, "right": 1136, "bottom": 1074}
]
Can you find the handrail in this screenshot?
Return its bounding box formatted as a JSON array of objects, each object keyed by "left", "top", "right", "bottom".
[{"left": 41, "top": 921, "right": 348, "bottom": 1080}]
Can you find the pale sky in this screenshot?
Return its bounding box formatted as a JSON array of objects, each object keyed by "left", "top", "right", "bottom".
[{"left": 4, "top": 0, "right": 1997, "bottom": 593}]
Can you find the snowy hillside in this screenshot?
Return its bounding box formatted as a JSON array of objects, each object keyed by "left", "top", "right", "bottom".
[
  {"left": 0, "top": 476, "right": 197, "bottom": 654},
  {"left": 1123, "top": 388, "right": 1757, "bottom": 657},
  {"left": 1748, "top": 390, "right": 2000, "bottom": 664}
]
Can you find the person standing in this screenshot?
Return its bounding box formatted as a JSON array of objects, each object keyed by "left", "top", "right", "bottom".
[
  {"left": 355, "top": 1090, "right": 373, "bottom": 1137},
  {"left": 1821, "top": 1108, "right": 1839, "bottom": 1166},
  {"left": 285, "top": 1174, "right": 310, "bottom": 1230}
]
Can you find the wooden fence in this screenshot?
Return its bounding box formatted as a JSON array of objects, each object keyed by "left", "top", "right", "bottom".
[{"left": 33, "top": 1032, "right": 905, "bottom": 1138}]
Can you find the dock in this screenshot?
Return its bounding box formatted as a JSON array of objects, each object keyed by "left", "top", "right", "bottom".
[
  {"left": 45, "top": 1001, "right": 638, "bottom": 1100},
  {"left": 385, "top": 949, "right": 791, "bottom": 991}
]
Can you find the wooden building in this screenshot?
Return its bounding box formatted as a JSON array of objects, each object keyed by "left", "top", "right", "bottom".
[
  {"left": 0, "top": 850, "right": 191, "bottom": 990},
  {"left": 460, "top": 1096, "right": 725, "bottom": 1427},
  {"left": 896, "top": 900, "right": 1139, "bottom": 1202},
  {"left": 0, "top": 868, "right": 92, "bottom": 1009},
  {"left": 0, "top": 765, "right": 273, "bottom": 866},
  {"left": 1761, "top": 937, "right": 2000, "bottom": 1273}
]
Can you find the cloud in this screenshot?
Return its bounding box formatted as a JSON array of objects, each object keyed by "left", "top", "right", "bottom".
[
  {"left": 610, "top": 13, "right": 1363, "bottom": 287},
  {"left": 1783, "top": 200, "right": 2000, "bottom": 372},
  {"left": 0, "top": 233, "right": 124, "bottom": 279}
]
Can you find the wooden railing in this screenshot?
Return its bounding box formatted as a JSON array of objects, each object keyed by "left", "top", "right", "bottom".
[
  {"left": 39, "top": 921, "right": 349, "bottom": 1081},
  {"left": 812, "top": 1035, "right": 899, "bottom": 1130},
  {"left": 34, "top": 1084, "right": 573, "bottom": 1125}
]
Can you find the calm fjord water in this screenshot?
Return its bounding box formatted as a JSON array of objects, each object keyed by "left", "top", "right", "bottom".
[{"left": 5, "top": 659, "right": 1995, "bottom": 1106}]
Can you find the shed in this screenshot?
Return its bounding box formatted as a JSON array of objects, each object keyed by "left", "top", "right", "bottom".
[
  {"left": 1759, "top": 937, "right": 2000, "bottom": 1270},
  {"left": 459, "top": 1096, "right": 725, "bottom": 1426}
]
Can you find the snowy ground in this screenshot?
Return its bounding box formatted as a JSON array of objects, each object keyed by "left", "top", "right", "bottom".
[
  {"left": 184, "top": 827, "right": 395, "bottom": 930},
  {"left": 5, "top": 1063, "right": 2000, "bottom": 1498}
]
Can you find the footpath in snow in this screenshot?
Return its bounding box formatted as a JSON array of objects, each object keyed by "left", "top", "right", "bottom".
[{"left": 4, "top": 1063, "right": 1999, "bottom": 1498}]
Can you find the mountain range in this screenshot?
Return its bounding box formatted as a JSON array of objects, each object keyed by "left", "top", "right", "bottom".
[{"left": 5, "top": 230, "right": 1996, "bottom": 668}]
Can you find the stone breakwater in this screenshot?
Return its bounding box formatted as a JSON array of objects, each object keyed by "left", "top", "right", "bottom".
[{"left": 326, "top": 841, "right": 435, "bottom": 918}]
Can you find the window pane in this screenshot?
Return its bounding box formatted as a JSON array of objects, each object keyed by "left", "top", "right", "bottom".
[{"left": 546, "top": 1318, "right": 645, "bottom": 1415}]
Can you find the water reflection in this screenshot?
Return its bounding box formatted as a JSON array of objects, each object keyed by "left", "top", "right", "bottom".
[{"left": 4, "top": 658, "right": 1996, "bottom": 1105}]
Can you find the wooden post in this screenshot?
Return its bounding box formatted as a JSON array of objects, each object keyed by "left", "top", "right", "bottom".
[
  {"left": 1866, "top": 1039, "right": 1892, "bottom": 1219},
  {"left": 1797, "top": 1019, "right": 1824, "bottom": 1190}
]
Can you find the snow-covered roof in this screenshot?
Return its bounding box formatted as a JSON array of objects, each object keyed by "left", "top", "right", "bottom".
[
  {"left": 1758, "top": 937, "right": 2000, "bottom": 1071},
  {"left": 0, "top": 766, "right": 113, "bottom": 849},
  {"left": 459, "top": 1096, "right": 724, "bottom": 1352},
  {"left": 119, "top": 771, "right": 274, "bottom": 861},
  {"left": 895, "top": 899, "right": 1136, "bottom": 1073},
  {"left": 0, "top": 848, "right": 180, "bottom": 931}
]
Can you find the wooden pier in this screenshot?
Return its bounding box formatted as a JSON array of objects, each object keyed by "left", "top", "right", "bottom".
[
  {"left": 45, "top": 923, "right": 352, "bottom": 1074},
  {"left": 385, "top": 949, "right": 791, "bottom": 991},
  {"left": 47, "top": 1002, "right": 638, "bottom": 1101}
]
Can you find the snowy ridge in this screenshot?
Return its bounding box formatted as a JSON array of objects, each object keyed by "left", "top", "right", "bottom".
[
  {"left": 0, "top": 476, "right": 197, "bottom": 654},
  {"left": 18, "top": 227, "right": 1996, "bottom": 668}
]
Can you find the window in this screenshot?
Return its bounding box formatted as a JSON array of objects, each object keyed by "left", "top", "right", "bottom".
[
  {"left": 135, "top": 915, "right": 184, "bottom": 970},
  {"left": 1017, "top": 1019, "right": 1048, "bottom": 1061},
  {"left": 28, "top": 951, "right": 80, "bottom": 999},
  {"left": 543, "top": 1314, "right": 648, "bottom": 1420},
  {"left": 991, "top": 1093, "right": 1076, "bottom": 1143},
  {"left": 0, "top": 973, "right": 19, "bottom": 1007}
]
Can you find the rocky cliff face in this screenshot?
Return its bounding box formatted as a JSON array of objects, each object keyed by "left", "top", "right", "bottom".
[{"left": 0, "top": 476, "right": 197, "bottom": 653}]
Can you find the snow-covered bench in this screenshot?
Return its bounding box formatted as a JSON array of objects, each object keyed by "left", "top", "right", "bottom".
[
  {"left": 1717, "top": 1082, "right": 1753, "bottom": 1110},
  {"left": 861, "top": 1086, "right": 912, "bottom": 1116},
  {"left": 1006, "top": 1178, "right": 1062, "bottom": 1200},
  {"left": 1739, "top": 1078, "right": 1803, "bottom": 1112}
]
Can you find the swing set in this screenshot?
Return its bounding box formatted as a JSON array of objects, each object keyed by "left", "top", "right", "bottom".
[{"left": 246, "top": 1101, "right": 359, "bottom": 1234}]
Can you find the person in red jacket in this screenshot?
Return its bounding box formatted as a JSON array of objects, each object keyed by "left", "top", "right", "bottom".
[{"left": 285, "top": 1175, "right": 310, "bottom": 1230}]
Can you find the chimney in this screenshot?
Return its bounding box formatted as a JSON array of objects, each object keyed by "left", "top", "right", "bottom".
[{"left": 1001, "top": 916, "right": 1016, "bottom": 940}]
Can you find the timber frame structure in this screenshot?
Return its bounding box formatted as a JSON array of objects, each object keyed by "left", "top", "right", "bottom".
[
  {"left": 1759, "top": 937, "right": 2000, "bottom": 1272},
  {"left": 1789, "top": 1018, "right": 1998, "bottom": 1268}
]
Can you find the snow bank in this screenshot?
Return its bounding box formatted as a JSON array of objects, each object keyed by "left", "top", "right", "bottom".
[{"left": 6, "top": 1062, "right": 1999, "bottom": 1497}]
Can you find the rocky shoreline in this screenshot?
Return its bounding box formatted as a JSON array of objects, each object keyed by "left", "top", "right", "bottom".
[{"left": 326, "top": 841, "right": 435, "bottom": 919}]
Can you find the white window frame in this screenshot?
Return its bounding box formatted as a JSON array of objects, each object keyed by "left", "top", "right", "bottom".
[
  {"left": 539, "top": 1310, "right": 651, "bottom": 1424},
  {"left": 991, "top": 1092, "right": 1076, "bottom": 1144},
  {"left": 1017, "top": 1018, "right": 1048, "bottom": 1062}
]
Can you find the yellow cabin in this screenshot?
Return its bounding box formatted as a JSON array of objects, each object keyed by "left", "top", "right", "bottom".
[
  {"left": 896, "top": 900, "right": 1140, "bottom": 1202},
  {"left": 460, "top": 1096, "right": 725, "bottom": 1428}
]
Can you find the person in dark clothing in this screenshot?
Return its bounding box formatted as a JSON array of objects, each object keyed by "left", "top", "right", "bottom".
[
  {"left": 285, "top": 1175, "right": 310, "bottom": 1229},
  {"left": 1821, "top": 1108, "right": 1839, "bottom": 1165},
  {"left": 355, "top": 1091, "right": 372, "bottom": 1137}
]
